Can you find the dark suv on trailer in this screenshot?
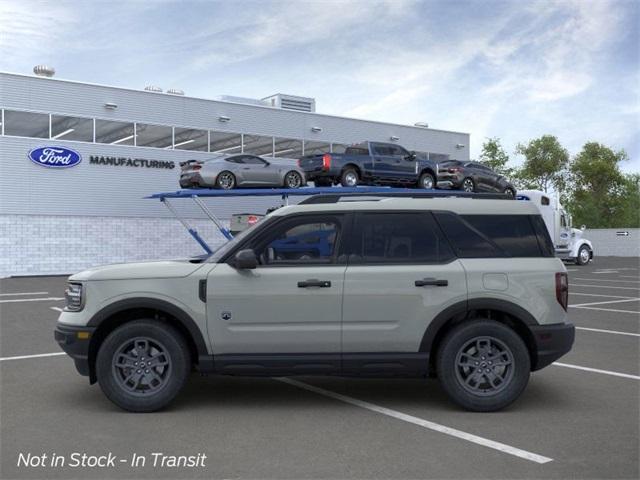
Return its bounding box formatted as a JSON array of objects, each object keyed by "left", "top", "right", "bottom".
[{"left": 437, "top": 160, "right": 516, "bottom": 196}]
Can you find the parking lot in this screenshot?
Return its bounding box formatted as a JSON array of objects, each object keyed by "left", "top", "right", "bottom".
[{"left": 1, "top": 257, "right": 638, "bottom": 479}]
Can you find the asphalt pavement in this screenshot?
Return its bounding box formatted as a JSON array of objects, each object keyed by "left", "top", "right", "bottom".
[{"left": 1, "top": 257, "right": 638, "bottom": 479}]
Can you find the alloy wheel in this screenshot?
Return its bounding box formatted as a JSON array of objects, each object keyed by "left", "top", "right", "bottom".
[
  {"left": 218, "top": 172, "right": 235, "bottom": 189},
  {"left": 285, "top": 172, "right": 302, "bottom": 188},
  {"left": 462, "top": 178, "right": 474, "bottom": 192},
  {"left": 454, "top": 336, "right": 515, "bottom": 396},
  {"left": 112, "top": 337, "right": 172, "bottom": 396}
]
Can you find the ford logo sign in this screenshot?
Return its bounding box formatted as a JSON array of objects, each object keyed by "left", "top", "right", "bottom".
[{"left": 28, "top": 146, "right": 82, "bottom": 168}]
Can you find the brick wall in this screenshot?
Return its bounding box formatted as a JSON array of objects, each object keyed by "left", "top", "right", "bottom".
[{"left": 0, "top": 215, "right": 230, "bottom": 278}]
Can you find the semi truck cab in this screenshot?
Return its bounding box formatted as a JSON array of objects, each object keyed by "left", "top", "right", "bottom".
[{"left": 517, "top": 190, "right": 593, "bottom": 265}]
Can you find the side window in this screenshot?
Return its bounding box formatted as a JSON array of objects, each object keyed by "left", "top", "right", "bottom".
[
  {"left": 352, "top": 213, "right": 454, "bottom": 264},
  {"left": 372, "top": 144, "right": 390, "bottom": 155},
  {"left": 254, "top": 217, "right": 341, "bottom": 265},
  {"left": 530, "top": 215, "right": 555, "bottom": 257},
  {"left": 388, "top": 145, "right": 408, "bottom": 157},
  {"left": 434, "top": 212, "right": 502, "bottom": 258},
  {"left": 462, "top": 215, "right": 542, "bottom": 257},
  {"left": 243, "top": 155, "right": 267, "bottom": 165},
  {"left": 226, "top": 156, "right": 243, "bottom": 164}
]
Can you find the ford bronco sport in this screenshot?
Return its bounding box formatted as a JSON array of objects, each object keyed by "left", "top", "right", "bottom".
[{"left": 55, "top": 192, "right": 575, "bottom": 412}]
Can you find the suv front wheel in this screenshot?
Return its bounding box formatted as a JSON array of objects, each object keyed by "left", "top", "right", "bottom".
[
  {"left": 436, "top": 320, "right": 530, "bottom": 412},
  {"left": 96, "top": 320, "right": 191, "bottom": 412}
]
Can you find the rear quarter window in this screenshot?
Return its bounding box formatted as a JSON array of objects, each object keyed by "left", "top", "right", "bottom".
[
  {"left": 461, "top": 215, "right": 543, "bottom": 257},
  {"left": 434, "top": 212, "right": 502, "bottom": 258}
]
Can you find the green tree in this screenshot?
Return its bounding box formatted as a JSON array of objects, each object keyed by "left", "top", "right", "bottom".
[
  {"left": 566, "top": 142, "right": 637, "bottom": 228},
  {"left": 479, "top": 137, "right": 513, "bottom": 176},
  {"left": 515, "top": 135, "right": 569, "bottom": 192}
]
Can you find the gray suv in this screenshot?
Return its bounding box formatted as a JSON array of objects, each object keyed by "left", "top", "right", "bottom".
[{"left": 55, "top": 193, "right": 575, "bottom": 412}]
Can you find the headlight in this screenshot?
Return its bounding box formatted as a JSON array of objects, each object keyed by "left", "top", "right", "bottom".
[{"left": 64, "top": 283, "right": 84, "bottom": 311}]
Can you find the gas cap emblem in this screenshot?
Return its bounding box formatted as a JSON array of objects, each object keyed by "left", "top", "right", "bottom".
[{"left": 221, "top": 311, "right": 232, "bottom": 321}]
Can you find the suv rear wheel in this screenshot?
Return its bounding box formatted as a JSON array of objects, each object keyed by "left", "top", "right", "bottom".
[
  {"left": 96, "top": 320, "right": 191, "bottom": 412},
  {"left": 436, "top": 320, "right": 530, "bottom": 412}
]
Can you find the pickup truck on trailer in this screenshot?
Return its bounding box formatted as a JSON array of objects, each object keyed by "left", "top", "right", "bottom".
[{"left": 298, "top": 141, "right": 439, "bottom": 189}]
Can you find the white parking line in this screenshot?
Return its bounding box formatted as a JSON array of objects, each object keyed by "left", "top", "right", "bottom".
[
  {"left": 277, "top": 377, "right": 553, "bottom": 464},
  {"left": 570, "top": 284, "right": 640, "bottom": 291},
  {"left": 593, "top": 271, "right": 619, "bottom": 274},
  {"left": 570, "top": 292, "right": 637, "bottom": 299},
  {"left": 50, "top": 307, "right": 63, "bottom": 312},
  {"left": 574, "top": 278, "right": 640, "bottom": 284},
  {"left": 0, "top": 297, "right": 64, "bottom": 304},
  {"left": 553, "top": 362, "right": 640, "bottom": 380},
  {"left": 570, "top": 306, "right": 640, "bottom": 315},
  {"left": 620, "top": 275, "right": 640, "bottom": 279},
  {"left": 0, "top": 352, "right": 66, "bottom": 362},
  {"left": 575, "top": 327, "right": 640, "bottom": 337},
  {"left": 0, "top": 291, "right": 49, "bottom": 296},
  {"left": 569, "top": 298, "right": 640, "bottom": 308}
]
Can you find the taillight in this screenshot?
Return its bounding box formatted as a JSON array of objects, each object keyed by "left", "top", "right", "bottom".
[
  {"left": 247, "top": 215, "right": 259, "bottom": 226},
  {"left": 555, "top": 272, "right": 568, "bottom": 311},
  {"left": 322, "top": 153, "right": 332, "bottom": 171},
  {"left": 192, "top": 165, "right": 202, "bottom": 171},
  {"left": 448, "top": 167, "right": 461, "bottom": 173},
  {"left": 297, "top": 159, "right": 301, "bottom": 167}
]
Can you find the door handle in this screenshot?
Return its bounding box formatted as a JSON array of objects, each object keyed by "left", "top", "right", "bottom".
[
  {"left": 415, "top": 278, "right": 448, "bottom": 287},
  {"left": 298, "top": 279, "right": 331, "bottom": 288}
]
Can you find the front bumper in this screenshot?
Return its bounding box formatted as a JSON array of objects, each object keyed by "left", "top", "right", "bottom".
[
  {"left": 530, "top": 322, "right": 575, "bottom": 370},
  {"left": 54, "top": 324, "right": 96, "bottom": 377}
]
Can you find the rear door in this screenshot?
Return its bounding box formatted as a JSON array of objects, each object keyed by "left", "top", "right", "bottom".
[
  {"left": 370, "top": 143, "right": 396, "bottom": 180},
  {"left": 341, "top": 212, "right": 467, "bottom": 368}
]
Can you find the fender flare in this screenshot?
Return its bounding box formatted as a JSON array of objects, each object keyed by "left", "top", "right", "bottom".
[
  {"left": 419, "top": 298, "right": 539, "bottom": 353},
  {"left": 87, "top": 297, "right": 208, "bottom": 358}
]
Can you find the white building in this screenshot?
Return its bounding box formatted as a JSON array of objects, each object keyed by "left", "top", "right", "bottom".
[{"left": 0, "top": 71, "right": 470, "bottom": 277}]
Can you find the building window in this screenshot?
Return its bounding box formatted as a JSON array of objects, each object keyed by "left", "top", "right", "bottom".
[
  {"left": 51, "top": 114, "right": 93, "bottom": 142},
  {"left": 304, "top": 140, "right": 331, "bottom": 156},
  {"left": 429, "top": 153, "right": 450, "bottom": 163},
  {"left": 243, "top": 134, "right": 274, "bottom": 156},
  {"left": 210, "top": 131, "right": 242, "bottom": 154},
  {"left": 95, "top": 119, "right": 135, "bottom": 145},
  {"left": 173, "top": 127, "right": 208, "bottom": 151},
  {"left": 3, "top": 110, "right": 49, "bottom": 138},
  {"left": 135, "top": 123, "right": 173, "bottom": 149},
  {"left": 274, "top": 137, "right": 303, "bottom": 158}
]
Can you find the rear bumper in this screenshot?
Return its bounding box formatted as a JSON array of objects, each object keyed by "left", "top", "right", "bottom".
[
  {"left": 530, "top": 322, "right": 575, "bottom": 371},
  {"left": 54, "top": 324, "right": 95, "bottom": 377},
  {"left": 179, "top": 172, "right": 205, "bottom": 188}
]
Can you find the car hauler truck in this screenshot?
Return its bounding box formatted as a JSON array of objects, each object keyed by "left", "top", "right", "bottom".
[{"left": 517, "top": 190, "right": 593, "bottom": 265}]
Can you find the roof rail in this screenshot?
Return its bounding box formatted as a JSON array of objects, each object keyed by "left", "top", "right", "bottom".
[{"left": 298, "top": 191, "right": 513, "bottom": 205}]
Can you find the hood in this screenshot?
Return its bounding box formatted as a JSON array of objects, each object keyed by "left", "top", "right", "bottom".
[
  {"left": 571, "top": 228, "right": 584, "bottom": 240},
  {"left": 69, "top": 259, "right": 205, "bottom": 281}
]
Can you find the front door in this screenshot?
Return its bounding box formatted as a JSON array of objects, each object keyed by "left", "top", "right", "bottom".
[
  {"left": 341, "top": 212, "right": 467, "bottom": 372},
  {"left": 206, "top": 214, "right": 347, "bottom": 363}
]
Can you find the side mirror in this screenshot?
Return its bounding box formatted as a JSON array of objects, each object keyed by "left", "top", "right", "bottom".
[
  {"left": 233, "top": 249, "right": 258, "bottom": 269},
  {"left": 406, "top": 151, "right": 416, "bottom": 161}
]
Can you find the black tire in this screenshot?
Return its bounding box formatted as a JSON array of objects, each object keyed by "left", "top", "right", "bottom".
[
  {"left": 576, "top": 245, "right": 590, "bottom": 265},
  {"left": 96, "top": 320, "right": 191, "bottom": 412},
  {"left": 418, "top": 172, "right": 435, "bottom": 189},
  {"left": 504, "top": 187, "right": 516, "bottom": 197},
  {"left": 436, "top": 320, "right": 530, "bottom": 412},
  {"left": 284, "top": 171, "right": 303, "bottom": 189},
  {"left": 462, "top": 177, "right": 475, "bottom": 192},
  {"left": 216, "top": 171, "right": 236, "bottom": 189},
  {"left": 340, "top": 168, "right": 359, "bottom": 187}
]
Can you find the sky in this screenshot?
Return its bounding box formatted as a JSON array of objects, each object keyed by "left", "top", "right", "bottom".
[{"left": 1, "top": 0, "right": 638, "bottom": 172}]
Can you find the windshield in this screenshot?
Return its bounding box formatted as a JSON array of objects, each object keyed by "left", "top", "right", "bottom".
[{"left": 207, "top": 216, "right": 275, "bottom": 263}]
